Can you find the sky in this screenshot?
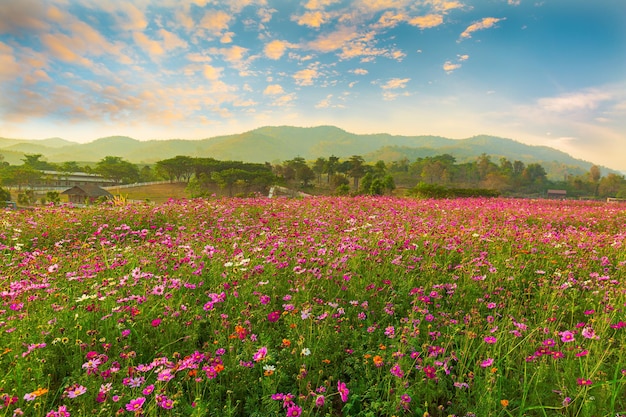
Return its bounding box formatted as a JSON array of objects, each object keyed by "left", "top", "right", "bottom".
[{"left": 1, "top": 0, "right": 625, "bottom": 171}]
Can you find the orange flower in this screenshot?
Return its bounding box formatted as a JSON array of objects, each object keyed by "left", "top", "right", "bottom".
[
  {"left": 373, "top": 355, "right": 384, "bottom": 367},
  {"left": 282, "top": 338, "right": 291, "bottom": 347},
  {"left": 214, "top": 364, "right": 225, "bottom": 373},
  {"left": 501, "top": 399, "right": 509, "bottom": 407},
  {"left": 322, "top": 359, "right": 331, "bottom": 364},
  {"left": 32, "top": 388, "right": 49, "bottom": 397}
]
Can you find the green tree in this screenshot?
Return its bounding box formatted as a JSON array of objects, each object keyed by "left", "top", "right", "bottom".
[
  {"left": 313, "top": 157, "right": 326, "bottom": 184},
  {"left": 95, "top": 156, "right": 140, "bottom": 184},
  {"left": 348, "top": 155, "right": 365, "bottom": 190}
]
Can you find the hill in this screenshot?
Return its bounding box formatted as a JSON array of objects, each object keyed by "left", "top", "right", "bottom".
[{"left": 0, "top": 126, "right": 610, "bottom": 179}]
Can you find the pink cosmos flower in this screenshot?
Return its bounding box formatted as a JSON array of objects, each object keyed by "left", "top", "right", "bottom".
[
  {"left": 337, "top": 380, "right": 349, "bottom": 402},
  {"left": 315, "top": 395, "right": 325, "bottom": 407},
  {"left": 253, "top": 346, "right": 268, "bottom": 362},
  {"left": 559, "top": 330, "right": 575, "bottom": 343},
  {"left": 286, "top": 404, "right": 302, "bottom": 417},
  {"left": 480, "top": 358, "right": 494, "bottom": 368},
  {"left": 65, "top": 384, "right": 87, "bottom": 398},
  {"left": 125, "top": 397, "right": 146, "bottom": 412},
  {"left": 267, "top": 311, "right": 281, "bottom": 322}
]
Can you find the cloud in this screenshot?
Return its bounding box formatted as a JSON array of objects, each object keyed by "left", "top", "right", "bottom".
[
  {"left": 537, "top": 90, "right": 612, "bottom": 113},
  {"left": 264, "top": 39, "right": 294, "bottom": 60},
  {"left": 113, "top": 3, "right": 148, "bottom": 32},
  {"left": 199, "top": 10, "right": 232, "bottom": 36},
  {"left": 443, "top": 61, "right": 461, "bottom": 73},
  {"left": 0, "top": 42, "right": 21, "bottom": 81},
  {"left": 460, "top": 17, "right": 505, "bottom": 40},
  {"left": 293, "top": 67, "right": 320, "bottom": 86},
  {"left": 263, "top": 84, "right": 285, "bottom": 95},
  {"left": 352, "top": 68, "right": 368, "bottom": 75},
  {"left": 133, "top": 32, "right": 165, "bottom": 57},
  {"left": 408, "top": 14, "right": 444, "bottom": 29},
  {"left": 203, "top": 64, "right": 223, "bottom": 80},
  {"left": 381, "top": 77, "right": 410, "bottom": 90},
  {"left": 0, "top": 0, "right": 49, "bottom": 34},
  {"left": 508, "top": 0, "right": 521, "bottom": 5},
  {"left": 41, "top": 33, "right": 93, "bottom": 66},
  {"left": 305, "top": 0, "right": 341, "bottom": 9},
  {"left": 308, "top": 26, "right": 359, "bottom": 53},
  {"left": 426, "top": 0, "right": 464, "bottom": 12},
  {"left": 159, "top": 29, "right": 188, "bottom": 50},
  {"left": 294, "top": 11, "right": 331, "bottom": 28}
]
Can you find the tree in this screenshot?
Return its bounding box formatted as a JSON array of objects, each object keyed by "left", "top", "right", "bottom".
[
  {"left": 348, "top": 155, "right": 365, "bottom": 190},
  {"left": 22, "top": 154, "right": 56, "bottom": 170},
  {"left": 313, "top": 157, "right": 326, "bottom": 184},
  {"left": 155, "top": 156, "right": 195, "bottom": 182},
  {"left": 60, "top": 161, "right": 82, "bottom": 173},
  {"left": 598, "top": 173, "right": 626, "bottom": 198},
  {"left": 95, "top": 156, "right": 139, "bottom": 184},
  {"left": 325, "top": 156, "right": 339, "bottom": 184}
]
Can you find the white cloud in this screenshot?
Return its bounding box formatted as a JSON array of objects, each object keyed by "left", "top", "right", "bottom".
[{"left": 538, "top": 90, "right": 612, "bottom": 113}]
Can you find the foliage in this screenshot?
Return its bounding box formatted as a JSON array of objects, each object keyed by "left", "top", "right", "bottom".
[
  {"left": 94, "top": 156, "right": 140, "bottom": 184},
  {"left": 0, "top": 186, "right": 10, "bottom": 202},
  {"left": 408, "top": 182, "right": 500, "bottom": 198}
]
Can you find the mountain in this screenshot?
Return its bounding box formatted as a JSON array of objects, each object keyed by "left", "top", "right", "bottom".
[{"left": 0, "top": 126, "right": 611, "bottom": 179}]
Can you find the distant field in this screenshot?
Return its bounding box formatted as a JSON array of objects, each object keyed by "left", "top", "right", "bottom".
[{"left": 106, "top": 182, "right": 190, "bottom": 203}]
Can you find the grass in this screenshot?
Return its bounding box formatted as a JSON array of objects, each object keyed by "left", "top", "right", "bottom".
[{"left": 1, "top": 196, "right": 625, "bottom": 417}]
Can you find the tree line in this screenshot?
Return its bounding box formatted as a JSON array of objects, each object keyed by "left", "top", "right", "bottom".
[{"left": 1, "top": 152, "right": 625, "bottom": 201}]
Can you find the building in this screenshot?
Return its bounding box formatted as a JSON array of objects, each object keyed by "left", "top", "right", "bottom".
[
  {"left": 61, "top": 185, "right": 113, "bottom": 204},
  {"left": 546, "top": 189, "right": 567, "bottom": 199},
  {"left": 33, "top": 171, "right": 116, "bottom": 190}
]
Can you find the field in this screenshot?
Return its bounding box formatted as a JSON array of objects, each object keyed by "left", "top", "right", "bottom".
[{"left": 1, "top": 197, "right": 625, "bottom": 417}]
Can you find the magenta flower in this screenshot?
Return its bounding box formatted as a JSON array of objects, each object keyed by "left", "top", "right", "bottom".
[
  {"left": 315, "top": 395, "right": 325, "bottom": 407},
  {"left": 65, "top": 384, "right": 87, "bottom": 398},
  {"left": 151, "top": 318, "right": 162, "bottom": 327},
  {"left": 125, "top": 397, "right": 146, "bottom": 412},
  {"left": 480, "top": 358, "right": 494, "bottom": 368},
  {"left": 337, "top": 380, "right": 349, "bottom": 402},
  {"left": 286, "top": 404, "right": 302, "bottom": 417},
  {"left": 423, "top": 365, "right": 437, "bottom": 379},
  {"left": 253, "top": 346, "right": 268, "bottom": 362},
  {"left": 390, "top": 363, "right": 404, "bottom": 378},
  {"left": 267, "top": 311, "right": 281, "bottom": 322},
  {"left": 484, "top": 336, "right": 497, "bottom": 344},
  {"left": 559, "top": 330, "right": 575, "bottom": 343}
]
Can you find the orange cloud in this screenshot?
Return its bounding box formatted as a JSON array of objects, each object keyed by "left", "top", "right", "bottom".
[
  {"left": 295, "top": 11, "right": 329, "bottom": 28},
  {"left": 293, "top": 68, "right": 320, "bottom": 86},
  {"left": 159, "top": 29, "right": 188, "bottom": 50},
  {"left": 443, "top": 61, "right": 461, "bottom": 72},
  {"left": 264, "top": 39, "right": 293, "bottom": 60},
  {"left": 203, "top": 64, "right": 222, "bottom": 80},
  {"left": 263, "top": 84, "right": 285, "bottom": 95},
  {"left": 460, "top": 17, "right": 505, "bottom": 39},
  {"left": 308, "top": 26, "right": 358, "bottom": 53},
  {"left": 133, "top": 32, "right": 165, "bottom": 57},
  {"left": 381, "top": 78, "right": 410, "bottom": 90},
  {"left": 200, "top": 10, "right": 232, "bottom": 36},
  {"left": 408, "top": 14, "right": 444, "bottom": 29},
  {"left": 0, "top": 42, "right": 21, "bottom": 81},
  {"left": 41, "top": 33, "right": 92, "bottom": 66}
]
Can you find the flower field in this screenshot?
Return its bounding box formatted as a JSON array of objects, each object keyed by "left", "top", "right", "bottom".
[{"left": 1, "top": 197, "right": 626, "bottom": 417}]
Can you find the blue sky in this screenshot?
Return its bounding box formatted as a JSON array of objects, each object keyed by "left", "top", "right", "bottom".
[{"left": 1, "top": 0, "right": 625, "bottom": 171}]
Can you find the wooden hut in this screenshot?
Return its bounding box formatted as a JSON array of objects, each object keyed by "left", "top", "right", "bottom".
[{"left": 62, "top": 185, "right": 113, "bottom": 204}]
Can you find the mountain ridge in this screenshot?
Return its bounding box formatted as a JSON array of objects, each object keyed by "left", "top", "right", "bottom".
[{"left": 0, "top": 126, "right": 612, "bottom": 179}]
